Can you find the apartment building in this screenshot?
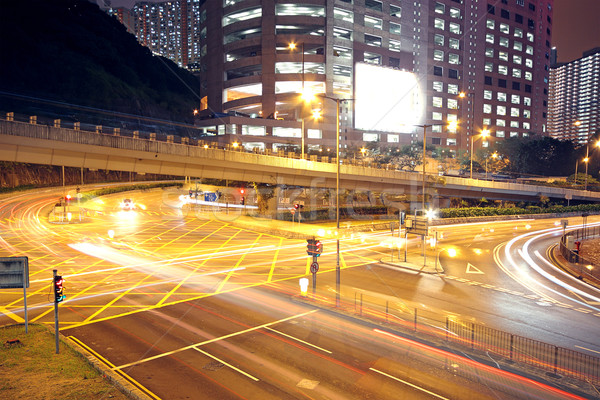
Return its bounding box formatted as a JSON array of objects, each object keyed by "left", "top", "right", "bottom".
[{"left": 548, "top": 47, "right": 600, "bottom": 144}]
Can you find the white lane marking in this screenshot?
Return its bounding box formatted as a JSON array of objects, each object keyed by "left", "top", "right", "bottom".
[
  {"left": 113, "top": 309, "right": 319, "bottom": 371},
  {"left": 265, "top": 327, "right": 332, "bottom": 354},
  {"left": 369, "top": 367, "right": 450, "bottom": 400},
  {"left": 193, "top": 347, "right": 259, "bottom": 381},
  {"left": 466, "top": 263, "right": 484, "bottom": 274}
]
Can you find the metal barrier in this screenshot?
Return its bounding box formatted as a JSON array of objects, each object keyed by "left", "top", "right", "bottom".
[
  {"left": 351, "top": 291, "right": 600, "bottom": 387},
  {"left": 559, "top": 226, "right": 600, "bottom": 282}
]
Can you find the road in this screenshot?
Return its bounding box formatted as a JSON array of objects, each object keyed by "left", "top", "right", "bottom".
[{"left": 0, "top": 186, "right": 598, "bottom": 398}]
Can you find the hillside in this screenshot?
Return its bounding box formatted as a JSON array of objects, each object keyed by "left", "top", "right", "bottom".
[{"left": 0, "top": 0, "right": 199, "bottom": 125}]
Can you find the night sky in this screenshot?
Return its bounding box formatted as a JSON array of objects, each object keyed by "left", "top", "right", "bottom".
[{"left": 101, "top": 0, "right": 600, "bottom": 63}]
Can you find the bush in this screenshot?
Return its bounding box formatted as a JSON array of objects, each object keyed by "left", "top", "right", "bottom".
[{"left": 439, "top": 203, "right": 600, "bottom": 218}]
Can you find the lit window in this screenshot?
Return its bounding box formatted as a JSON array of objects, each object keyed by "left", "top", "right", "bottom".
[
  {"left": 435, "top": 2, "right": 445, "bottom": 14},
  {"left": 333, "top": 46, "right": 352, "bottom": 59},
  {"left": 390, "top": 22, "right": 402, "bottom": 35},
  {"left": 447, "top": 84, "right": 459, "bottom": 94},
  {"left": 485, "top": 62, "right": 493, "bottom": 72},
  {"left": 500, "top": 23, "right": 510, "bottom": 34},
  {"left": 434, "top": 34, "right": 445, "bottom": 46},
  {"left": 497, "top": 92, "right": 507, "bottom": 102},
  {"left": 432, "top": 125, "right": 442, "bottom": 133},
  {"left": 524, "top": 71, "right": 532, "bottom": 81},
  {"left": 514, "top": 41, "right": 523, "bottom": 51},
  {"left": 363, "top": 132, "right": 379, "bottom": 141},
  {"left": 223, "top": 7, "right": 262, "bottom": 27},
  {"left": 527, "top": 32, "right": 534, "bottom": 42},
  {"left": 499, "top": 51, "right": 508, "bottom": 61},
  {"left": 365, "top": 15, "right": 383, "bottom": 29},
  {"left": 433, "top": 81, "right": 443, "bottom": 92},
  {"left": 499, "top": 37, "right": 509, "bottom": 47},
  {"left": 524, "top": 97, "right": 531, "bottom": 106},
  {"left": 365, "top": 0, "right": 382, "bottom": 12},
  {"left": 523, "top": 110, "right": 531, "bottom": 118},
  {"left": 275, "top": 4, "right": 325, "bottom": 17},
  {"left": 432, "top": 112, "right": 443, "bottom": 120},
  {"left": 447, "top": 138, "right": 457, "bottom": 146},
  {"left": 513, "top": 55, "right": 522, "bottom": 64},
  {"left": 511, "top": 94, "right": 521, "bottom": 104},
  {"left": 434, "top": 49, "right": 444, "bottom": 61},
  {"left": 388, "top": 134, "right": 399, "bottom": 143},
  {"left": 390, "top": 4, "right": 401, "bottom": 18},
  {"left": 483, "top": 104, "right": 492, "bottom": 113},
  {"left": 496, "top": 130, "right": 505, "bottom": 137},
  {"left": 389, "top": 39, "right": 401, "bottom": 52},
  {"left": 485, "top": 48, "right": 494, "bottom": 57},
  {"left": 497, "top": 105, "right": 506, "bottom": 115},
  {"left": 333, "top": 64, "right": 352, "bottom": 76},
  {"left": 514, "top": 28, "right": 523, "bottom": 38},
  {"left": 525, "top": 58, "right": 533, "bottom": 68},
  {"left": 333, "top": 26, "right": 353, "bottom": 39},
  {"left": 449, "top": 23, "right": 460, "bottom": 34},
  {"left": 434, "top": 18, "right": 445, "bottom": 30},
  {"left": 523, "top": 122, "right": 530, "bottom": 130},
  {"left": 497, "top": 119, "right": 505, "bottom": 127},
  {"left": 484, "top": 90, "right": 492, "bottom": 100},
  {"left": 486, "top": 33, "right": 495, "bottom": 44},
  {"left": 433, "top": 97, "right": 443, "bottom": 108},
  {"left": 364, "top": 34, "right": 382, "bottom": 47},
  {"left": 512, "top": 68, "right": 521, "bottom": 78},
  {"left": 526, "top": 45, "right": 533, "bottom": 55},
  {"left": 486, "top": 19, "right": 495, "bottom": 29},
  {"left": 364, "top": 52, "right": 381, "bottom": 64},
  {"left": 510, "top": 121, "right": 519, "bottom": 128},
  {"left": 334, "top": 8, "right": 354, "bottom": 23},
  {"left": 448, "top": 99, "right": 458, "bottom": 109},
  {"left": 510, "top": 132, "right": 518, "bottom": 138},
  {"left": 498, "top": 65, "right": 508, "bottom": 75},
  {"left": 450, "top": 8, "right": 460, "bottom": 18},
  {"left": 449, "top": 38, "right": 460, "bottom": 49},
  {"left": 483, "top": 118, "right": 492, "bottom": 126},
  {"left": 511, "top": 107, "right": 520, "bottom": 117},
  {"left": 448, "top": 53, "right": 460, "bottom": 64}
]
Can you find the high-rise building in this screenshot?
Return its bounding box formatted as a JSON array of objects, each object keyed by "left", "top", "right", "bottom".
[
  {"left": 194, "top": 0, "right": 553, "bottom": 154},
  {"left": 548, "top": 48, "right": 600, "bottom": 144}
]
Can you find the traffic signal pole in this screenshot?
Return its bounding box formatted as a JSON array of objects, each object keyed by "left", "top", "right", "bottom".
[{"left": 53, "top": 269, "right": 60, "bottom": 354}]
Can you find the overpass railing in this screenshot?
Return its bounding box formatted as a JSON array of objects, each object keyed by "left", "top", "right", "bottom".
[
  {"left": 0, "top": 117, "right": 597, "bottom": 201},
  {"left": 559, "top": 227, "right": 600, "bottom": 282}
]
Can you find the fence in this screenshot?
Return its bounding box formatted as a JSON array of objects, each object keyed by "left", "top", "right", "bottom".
[
  {"left": 350, "top": 291, "right": 600, "bottom": 387},
  {"left": 559, "top": 225, "right": 600, "bottom": 282}
]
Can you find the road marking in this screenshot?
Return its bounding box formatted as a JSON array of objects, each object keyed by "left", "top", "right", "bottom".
[
  {"left": 369, "top": 367, "right": 450, "bottom": 400},
  {"left": 68, "top": 336, "right": 162, "bottom": 400},
  {"left": 215, "top": 233, "right": 260, "bottom": 293},
  {"left": 466, "top": 263, "right": 484, "bottom": 274},
  {"left": 192, "top": 347, "right": 259, "bottom": 381},
  {"left": 113, "top": 309, "right": 319, "bottom": 371},
  {"left": 265, "top": 327, "right": 332, "bottom": 354},
  {"left": 267, "top": 238, "right": 283, "bottom": 282},
  {"left": 575, "top": 345, "right": 600, "bottom": 355}
]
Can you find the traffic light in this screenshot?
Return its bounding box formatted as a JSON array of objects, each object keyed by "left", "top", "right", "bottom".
[
  {"left": 240, "top": 197, "right": 245, "bottom": 205},
  {"left": 294, "top": 203, "right": 299, "bottom": 210},
  {"left": 53, "top": 275, "right": 65, "bottom": 303},
  {"left": 65, "top": 194, "right": 71, "bottom": 204},
  {"left": 240, "top": 188, "right": 245, "bottom": 205},
  {"left": 307, "top": 239, "right": 323, "bottom": 256}
]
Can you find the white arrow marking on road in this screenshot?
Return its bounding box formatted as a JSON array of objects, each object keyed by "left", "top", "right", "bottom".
[{"left": 466, "top": 263, "right": 484, "bottom": 274}]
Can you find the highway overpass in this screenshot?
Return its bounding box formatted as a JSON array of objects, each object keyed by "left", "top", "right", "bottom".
[{"left": 1, "top": 118, "right": 598, "bottom": 205}]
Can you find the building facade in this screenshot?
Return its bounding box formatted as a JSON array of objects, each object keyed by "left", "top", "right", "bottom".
[
  {"left": 548, "top": 48, "right": 600, "bottom": 144},
  {"left": 109, "top": 0, "right": 554, "bottom": 156}
]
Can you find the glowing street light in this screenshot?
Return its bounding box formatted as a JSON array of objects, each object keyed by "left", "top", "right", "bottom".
[
  {"left": 574, "top": 120, "right": 599, "bottom": 190},
  {"left": 300, "top": 109, "right": 322, "bottom": 159}
]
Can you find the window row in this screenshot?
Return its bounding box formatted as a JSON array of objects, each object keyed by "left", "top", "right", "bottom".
[
  {"left": 434, "top": 2, "right": 461, "bottom": 18},
  {"left": 433, "top": 34, "right": 460, "bottom": 49},
  {"left": 483, "top": 90, "right": 532, "bottom": 106},
  {"left": 433, "top": 50, "right": 461, "bottom": 64},
  {"left": 484, "top": 76, "right": 533, "bottom": 93},
  {"left": 482, "top": 104, "right": 531, "bottom": 118},
  {"left": 434, "top": 18, "right": 462, "bottom": 34}
]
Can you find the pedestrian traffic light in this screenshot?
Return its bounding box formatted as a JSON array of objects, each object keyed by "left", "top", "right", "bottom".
[
  {"left": 307, "top": 239, "right": 323, "bottom": 256},
  {"left": 53, "top": 275, "right": 65, "bottom": 303},
  {"left": 240, "top": 197, "right": 245, "bottom": 205}
]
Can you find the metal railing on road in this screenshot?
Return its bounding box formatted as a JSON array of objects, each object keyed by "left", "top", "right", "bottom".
[
  {"left": 349, "top": 291, "right": 600, "bottom": 388},
  {"left": 559, "top": 226, "right": 600, "bottom": 282}
]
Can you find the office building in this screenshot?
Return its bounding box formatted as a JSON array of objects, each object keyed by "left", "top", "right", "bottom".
[{"left": 548, "top": 48, "right": 600, "bottom": 144}]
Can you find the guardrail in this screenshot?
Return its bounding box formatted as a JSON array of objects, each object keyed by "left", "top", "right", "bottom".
[
  {"left": 559, "top": 226, "right": 600, "bottom": 282},
  {"left": 346, "top": 291, "right": 600, "bottom": 387}
]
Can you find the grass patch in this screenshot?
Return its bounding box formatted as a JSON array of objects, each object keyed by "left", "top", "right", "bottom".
[{"left": 0, "top": 324, "right": 128, "bottom": 400}]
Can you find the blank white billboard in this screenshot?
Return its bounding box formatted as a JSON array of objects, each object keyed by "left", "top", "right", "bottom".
[{"left": 354, "top": 63, "right": 421, "bottom": 132}]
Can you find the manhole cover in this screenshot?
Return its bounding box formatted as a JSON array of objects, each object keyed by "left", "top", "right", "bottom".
[{"left": 203, "top": 361, "right": 225, "bottom": 371}]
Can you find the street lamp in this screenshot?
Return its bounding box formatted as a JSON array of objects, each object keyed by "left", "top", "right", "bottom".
[
  {"left": 470, "top": 129, "right": 490, "bottom": 179},
  {"left": 459, "top": 91, "right": 474, "bottom": 152},
  {"left": 300, "top": 109, "right": 321, "bottom": 159},
  {"left": 320, "top": 95, "right": 354, "bottom": 307},
  {"left": 414, "top": 124, "right": 432, "bottom": 210},
  {"left": 487, "top": 152, "right": 498, "bottom": 179},
  {"left": 575, "top": 120, "right": 599, "bottom": 190}
]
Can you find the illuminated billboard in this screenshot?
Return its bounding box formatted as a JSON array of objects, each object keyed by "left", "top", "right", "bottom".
[{"left": 354, "top": 63, "right": 421, "bottom": 132}]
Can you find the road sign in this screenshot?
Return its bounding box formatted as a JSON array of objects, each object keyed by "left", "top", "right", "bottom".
[
  {"left": 204, "top": 192, "right": 217, "bottom": 202},
  {"left": 310, "top": 262, "right": 319, "bottom": 274},
  {"left": 405, "top": 216, "right": 429, "bottom": 236},
  {"left": 0, "top": 256, "right": 29, "bottom": 289},
  {"left": 466, "top": 263, "right": 484, "bottom": 274}
]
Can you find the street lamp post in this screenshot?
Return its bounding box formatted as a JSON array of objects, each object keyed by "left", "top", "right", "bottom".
[
  {"left": 470, "top": 129, "right": 490, "bottom": 179},
  {"left": 415, "top": 124, "right": 432, "bottom": 210},
  {"left": 320, "top": 95, "right": 354, "bottom": 307},
  {"left": 575, "top": 120, "right": 598, "bottom": 191}
]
